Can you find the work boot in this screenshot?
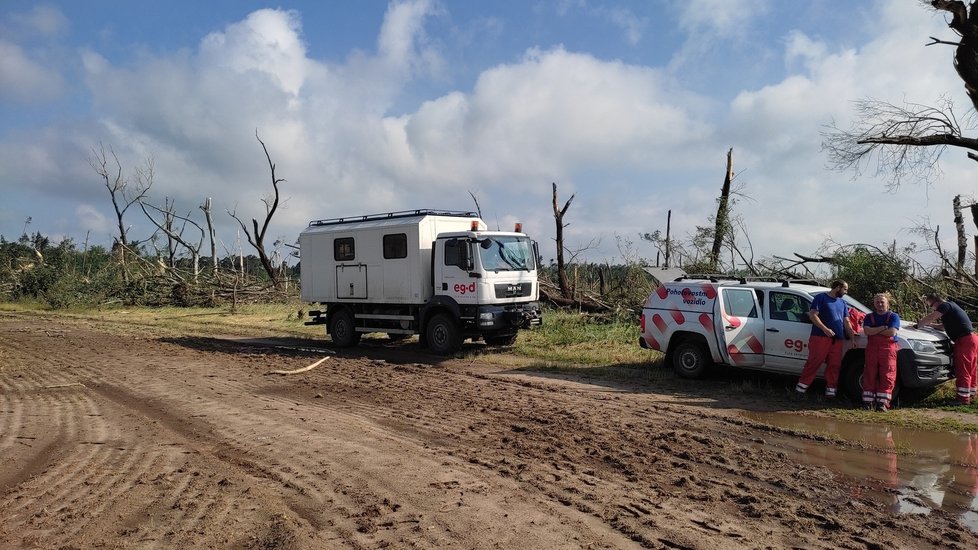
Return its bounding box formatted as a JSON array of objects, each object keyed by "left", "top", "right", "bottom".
[
  {"left": 956, "top": 395, "right": 973, "bottom": 406},
  {"left": 875, "top": 400, "right": 890, "bottom": 412}
]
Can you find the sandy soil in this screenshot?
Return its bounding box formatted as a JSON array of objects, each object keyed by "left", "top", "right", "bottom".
[{"left": 1, "top": 312, "right": 975, "bottom": 549}]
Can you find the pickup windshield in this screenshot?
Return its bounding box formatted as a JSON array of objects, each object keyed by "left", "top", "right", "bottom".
[{"left": 478, "top": 236, "right": 535, "bottom": 272}]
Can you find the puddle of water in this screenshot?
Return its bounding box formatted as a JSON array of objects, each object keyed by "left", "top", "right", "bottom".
[{"left": 742, "top": 411, "right": 978, "bottom": 533}]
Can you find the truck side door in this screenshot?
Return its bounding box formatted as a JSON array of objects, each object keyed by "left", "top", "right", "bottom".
[
  {"left": 717, "top": 287, "right": 764, "bottom": 367},
  {"left": 433, "top": 238, "right": 479, "bottom": 305},
  {"left": 763, "top": 291, "right": 813, "bottom": 373}
]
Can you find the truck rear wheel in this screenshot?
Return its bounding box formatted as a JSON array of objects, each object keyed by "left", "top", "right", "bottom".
[
  {"left": 329, "top": 309, "right": 361, "bottom": 348},
  {"left": 672, "top": 340, "right": 711, "bottom": 379},
  {"left": 426, "top": 313, "right": 461, "bottom": 355}
]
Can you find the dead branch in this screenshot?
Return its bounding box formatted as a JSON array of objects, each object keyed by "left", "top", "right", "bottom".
[{"left": 266, "top": 356, "right": 330, "bottom": 376}]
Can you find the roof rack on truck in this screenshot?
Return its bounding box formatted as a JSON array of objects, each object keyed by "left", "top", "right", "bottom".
[{"left": 308, "top": 209, "right": 478, "bottom": 227}]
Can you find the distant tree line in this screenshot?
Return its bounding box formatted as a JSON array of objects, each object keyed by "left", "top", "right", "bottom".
[{"left": 0, "top": 231, "right": 298, "bottom": 308}]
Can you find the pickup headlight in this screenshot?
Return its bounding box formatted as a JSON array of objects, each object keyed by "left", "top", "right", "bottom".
[{"left": 907, "top": 339, "right": 939, "bottom": 354}]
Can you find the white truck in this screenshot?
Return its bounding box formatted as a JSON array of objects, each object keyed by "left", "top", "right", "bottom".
[
  {"left": 299, "top": 209, "right": 542, "bottom": 355},
  {"left": 639, "top": 275, "right": 954, "bottom": 401}
]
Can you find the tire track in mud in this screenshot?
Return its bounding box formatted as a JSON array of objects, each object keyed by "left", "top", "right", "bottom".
[
  {"left": 264, "top": 362, "right": 763, "bottom": 548},
  {"left": 90, "top": 373, "right": 637, "bottom": 549},
  {"left": 0, "top": 328, "right": 236, "bottom": 547},
  {"left": 135, "top": 344, "right": 642, "bottom": 547},
  {"left": 3, "top": 319, "right": 976, "bottom": 549},
  {"left": 255, "top": 359, "right": 847, "bottom": 548}
]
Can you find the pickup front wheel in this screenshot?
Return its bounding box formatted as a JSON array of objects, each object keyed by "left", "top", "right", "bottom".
[{"left": 672, "top": 340, "right": 712, "bottom": 379}]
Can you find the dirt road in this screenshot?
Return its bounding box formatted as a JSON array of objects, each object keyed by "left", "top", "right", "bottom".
[{"left": 1, "top": 313, "right": 975, "bottom": 549}]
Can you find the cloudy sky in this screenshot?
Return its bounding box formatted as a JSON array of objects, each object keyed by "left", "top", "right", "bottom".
[{"left": 0, "top": 0, "right": 973, "bottom": 268}]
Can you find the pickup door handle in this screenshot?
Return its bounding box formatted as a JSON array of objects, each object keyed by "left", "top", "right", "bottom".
[
  {"left": 766, "top": 328, "right": 780, "bottom": 332},
  {"left": 725, "top": 325, "right": 736, "bottom": 330}
]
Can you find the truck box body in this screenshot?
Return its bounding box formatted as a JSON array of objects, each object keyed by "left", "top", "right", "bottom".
[{"left": 300, "top": 212, "right": 486, "bottom": 305}]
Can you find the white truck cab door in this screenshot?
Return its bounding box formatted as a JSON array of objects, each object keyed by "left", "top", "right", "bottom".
[
  {"left": 763, "top": 291, "right": 813, "bottom": 373},
  {"left": 717, "top": 287, "right": 765, "bottom": 367},
  {"left": 434, "top": 238, "right": 480, "bottom": 305}
]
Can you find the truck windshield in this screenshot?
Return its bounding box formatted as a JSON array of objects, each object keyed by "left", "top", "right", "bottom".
[{"left": 478, "top": 236, "right": 535, "bottom": 272}]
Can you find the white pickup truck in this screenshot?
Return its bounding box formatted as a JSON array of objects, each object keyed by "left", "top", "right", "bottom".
[{"left": 639, "top": 276, "right": 954, "bottom": 400}]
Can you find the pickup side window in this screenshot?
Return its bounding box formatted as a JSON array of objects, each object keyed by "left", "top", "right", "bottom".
[
  {"left": 769, "top": 292, "right": 811, "bottom": 323},
  {"left": 723, "top": 288, "right": 757, "bottom": 318}
]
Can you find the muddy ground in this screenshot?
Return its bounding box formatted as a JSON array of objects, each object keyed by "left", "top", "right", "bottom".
[{"left": 1, "top": 312, "right": 976, "bottom": 549}]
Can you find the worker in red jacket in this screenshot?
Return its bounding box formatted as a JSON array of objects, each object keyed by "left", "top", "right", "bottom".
[
  {"left": 862, "top": 293, "right": 900, "bottom": 411},
  {"left": 915, "top": 293, "right": 978, "bottom": 405}
]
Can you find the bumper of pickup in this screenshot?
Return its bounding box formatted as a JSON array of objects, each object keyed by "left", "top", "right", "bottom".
[{"left": 897, "top": 349, "right": 953, "bottom": 389}]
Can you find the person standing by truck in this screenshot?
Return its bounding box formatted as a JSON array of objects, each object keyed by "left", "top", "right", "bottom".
[
  {"left": 795, "top": 280, "right": 854, "bottom": 399},
  {"left": 915, "top": 293, "right": 978, "bottom": 405},
  {"left": 862, "top": 293, "right": 900, "bottom": 411}
]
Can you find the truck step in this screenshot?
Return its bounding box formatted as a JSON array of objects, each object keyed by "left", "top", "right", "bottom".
[
  {"left": 355, "top": 327, "right": 414, "bottom": 334},
  {"left": 354, "top": 313, "right": 415, "bottom": 321}
]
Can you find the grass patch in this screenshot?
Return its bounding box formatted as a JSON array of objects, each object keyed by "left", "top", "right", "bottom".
[
  {"left": 513, "top": 308, "right": 662, "bottom": 367},
  {"left": 828, "top": 406, "right": 978, "bottom": 433}
]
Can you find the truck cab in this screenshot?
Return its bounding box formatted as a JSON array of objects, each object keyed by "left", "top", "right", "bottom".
[
  {"left": 639, "top": 277, "right": 953, "bottom": 400},
  {"left": 426, "top": 229, "right": 541, "bottom": 350}
]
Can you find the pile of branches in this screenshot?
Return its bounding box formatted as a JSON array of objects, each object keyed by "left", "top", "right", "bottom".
[{"left": 124, "top": 271, "right": 296, "bottom": 307}]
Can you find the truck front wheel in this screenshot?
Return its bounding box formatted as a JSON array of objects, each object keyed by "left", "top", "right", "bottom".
[
  {"left": 329, "top": 309, "right": 361, "bottom": 348},
  {"left": 426, "top": 313, "right": 462, "bottom": 355},
  {"left": 672, "top": 340, "right": 711, "bottom": 379}
]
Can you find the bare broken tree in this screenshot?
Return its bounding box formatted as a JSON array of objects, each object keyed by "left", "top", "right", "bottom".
[
  {"left": 709, "top": 148, "right": 734, "bottom": 271},
  {"left": 138, "top": 197, "right": 205, "bottom": 282},
  {"left": 228, "top": 131, "right": 285, "bottom": 288},
  {"left": 468, "top": 191, "right": 483, "bottom": 219},
  {"left": 201, "top": 198, "right": 218, "bottom": 275},
  {"left": 552, "top": 182, "right": 574, "bottom": 298},
  {"left": 823, "top": 1, "right": 978, "bottom": 187},
  {"left": 89, "top": 144, "right": 152, "bottom": 278}
]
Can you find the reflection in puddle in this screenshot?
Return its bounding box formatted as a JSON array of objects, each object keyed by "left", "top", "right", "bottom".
[{"left": 742, "top": 411, "right": 978, "bottom": 534}]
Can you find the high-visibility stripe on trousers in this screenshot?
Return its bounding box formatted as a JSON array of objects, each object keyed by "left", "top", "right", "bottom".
[
  {"left": 797, "top": 334, "right": 843, "bottom": 395},
  {"left": 953, "top": 333, "right": 978, "bottom": 400},
  {"left": 864, "top": 337, "right": 897, "bottom": 407}
]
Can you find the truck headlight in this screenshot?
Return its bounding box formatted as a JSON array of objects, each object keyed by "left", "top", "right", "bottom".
[
  {"left": 907, "top": 339, "right": 938, "bottom": 354},
  {"left": 479, "top": 312, "right": 495, "bottom": 320}
]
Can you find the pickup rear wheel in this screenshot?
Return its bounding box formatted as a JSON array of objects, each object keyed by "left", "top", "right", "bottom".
[
  {"left": 842, "top": 361, "right": 865, "bottom": 403},
  {"left": 426, "top": 313, "right": 461, "bottom": 356},
  {"left": 844, "top": 358, "right": 901, "bottom": 405},
  {"left": 329, "top": 309, "right": 361, "bottom": 348},
  {"left": 672, "top": 340, "right": 711, "bottom": 379}
]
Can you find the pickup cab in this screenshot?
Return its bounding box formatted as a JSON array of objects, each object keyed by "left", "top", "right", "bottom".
[{"left": 639, "top": 277, "right": 953, "bottom": 400}]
